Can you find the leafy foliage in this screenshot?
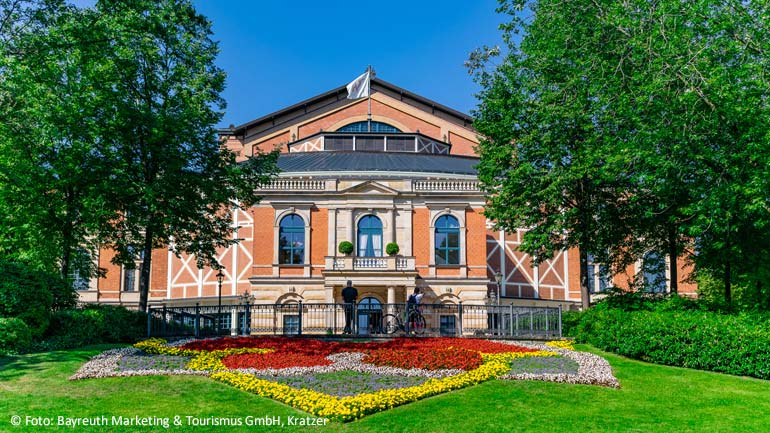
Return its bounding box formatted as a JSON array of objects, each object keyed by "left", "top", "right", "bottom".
[
  {"left": 0, "top": 1, "right": 109, "bottom": 281},
  {"left": 470, "top": 0, "right": 770, "bottom": 305},
  {"left": 38, "top": 305, "right": 146, "bottom": 351},
  {"left": 0, "top": 317, "right": 32, "bottom": 355},
  {"left": 385, "top": 242, "right": 400, "bottom": 256},
  {"left": 573, "top": 306, "right": 770, "bottom": 380},
  {"left": 338, "top": 241, "right": 354, "bottom": 255},
  {"left": 0, "top": 261, "right": 54, "bottom": 336},
  {"left": 88, "top": 0, "right": 279, "bottom": 311},
  {"left": 0, "top": 1, "right": 279, "bottom": 310}
]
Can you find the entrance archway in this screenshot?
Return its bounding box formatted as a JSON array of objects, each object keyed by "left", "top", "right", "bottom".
[{"left": 357, "top": 297, "right": 383, "bottom": 335}]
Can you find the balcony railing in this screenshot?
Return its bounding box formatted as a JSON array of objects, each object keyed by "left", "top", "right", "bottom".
[
  {"left": 413, "top": 180, "right": 480, "bottom": 192},
  {"left": 324, "top": 255, "right": 416, "bottom": 271},
  {"left": 259, "top": 179, "right": 326, "bottom": 191}
]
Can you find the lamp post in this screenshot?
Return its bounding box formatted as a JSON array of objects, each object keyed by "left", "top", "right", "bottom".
[
  {"left": 216, "top": 269, "right": 224, "bottom": 336},
  {"left": 493, "top": 271, "right": 503, "bottom": 335},
  {"left": 494, "top": 271, "right": 503, "bottom": 307},
  {"left": 240, "top": 290, "right": 253, "bottom": 336}
]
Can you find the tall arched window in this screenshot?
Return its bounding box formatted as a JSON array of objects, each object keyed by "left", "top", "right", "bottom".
[
  {"left": 642, "top": 252, "right": 667, "bottom": 293},
  {"left": 357, "top": 215, "right": 383, "bottom": 257},
  {"left": 279, "top": 214, "right": 305, "bottom": 264},
  {"left": 435, "top": 215, "right": 460, "bottom": 265}
]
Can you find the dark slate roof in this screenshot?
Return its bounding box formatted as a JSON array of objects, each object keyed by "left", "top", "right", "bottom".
[{"left": 277, "top": 152, "right": 479, "bottom": 176}]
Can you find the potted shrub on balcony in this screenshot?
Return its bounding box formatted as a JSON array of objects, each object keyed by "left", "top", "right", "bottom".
[
  {"left": 338, "top": 241, "right": 354, "bottom": 256},
  {"left": 386, "top": 242, "right": 400, "bottom": 256}
]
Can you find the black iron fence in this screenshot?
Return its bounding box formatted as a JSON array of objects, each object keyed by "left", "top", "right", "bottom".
[{"left": 147, "top": 303, "right": 562, "bottom": 339}]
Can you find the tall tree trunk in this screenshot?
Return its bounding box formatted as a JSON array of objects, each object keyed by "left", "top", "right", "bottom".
[
  {"left": 138, "top": 225, "right": 154, "bottom": 312},
  {"left": 579, "top": 247, "right": 590, "bottom": 310},
  {"left": 668, "top": 225, "right": 678, "bottom": 294}
]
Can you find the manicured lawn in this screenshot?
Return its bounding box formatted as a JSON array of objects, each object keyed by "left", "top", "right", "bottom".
[{"left": 1, "top": 344, "right": 768, "bottom": 432}]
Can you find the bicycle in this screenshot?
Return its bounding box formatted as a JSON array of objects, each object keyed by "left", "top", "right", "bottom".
[{"left": 382, "top": 308, "right": 426, "bottom": 335}]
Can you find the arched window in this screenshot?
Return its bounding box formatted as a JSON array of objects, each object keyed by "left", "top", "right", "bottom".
[
  {"left": 435, "top": 215, "right": 460, "bottom": 265},
  {"left": 357, "top": 215, "right": 383, "bottom": 257},
  {"left": 642, "top": 252, "right": 667, "bottom": 293},
  {"left": 337, "top": 121, "right": 401, "bottom": 133},
  {"left": 357, "top": 297, "right": 383, "bottom": 335},
  {"left": 279, "top": 214, "right": 305, "bottom": 265}
]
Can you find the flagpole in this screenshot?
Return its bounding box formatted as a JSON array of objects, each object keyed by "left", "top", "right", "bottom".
[{"left": 367, "top": 65, "right": 372, "bottom": 132}]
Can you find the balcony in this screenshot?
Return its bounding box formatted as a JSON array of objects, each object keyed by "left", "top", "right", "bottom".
[{"left": 324, "top": 255, "right": 416, "bottom": 272}]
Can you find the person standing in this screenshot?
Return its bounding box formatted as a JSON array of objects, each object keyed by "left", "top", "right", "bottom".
[
  {"left": 341, "top": 280, "right": 358, "bottom": 335},
  {"left": 407, "top": 287, "right": 424, "bottom": 332}
]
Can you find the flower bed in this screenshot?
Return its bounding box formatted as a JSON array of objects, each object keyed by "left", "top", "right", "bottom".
[
  {"left": 71, "top": 336, "right": 619, "bottom": 422},
  {"left": 364, "top": 347, "right": 483, "bottom": 370},
  {"left": 223, "top": 352, "right": 332, "bottom": 370},
  {"left": 257, "top": 371, "right": 430, "bottom": 397}
]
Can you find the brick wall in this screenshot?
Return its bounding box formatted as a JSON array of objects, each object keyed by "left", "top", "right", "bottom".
[
  {"left": 466, "top": 208, "right": 488, "bottom": 277},
  {"left": 412, "top": 208, "right": 430, "bottom": 277},
  {"left": 252, "top": 207, "right": 275, "bottom": 267},
  {"left": 310, "top": 207, "right": 328, "bottom": 277}
]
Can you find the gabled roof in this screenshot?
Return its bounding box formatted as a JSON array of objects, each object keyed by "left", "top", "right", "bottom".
[{"left": 221, "top": 78, "right": 475, "bottom": 139}]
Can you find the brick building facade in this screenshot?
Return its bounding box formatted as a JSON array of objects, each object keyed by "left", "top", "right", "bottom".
[{"left": 82, "top": 77, "right": 696, "bottom": 310}]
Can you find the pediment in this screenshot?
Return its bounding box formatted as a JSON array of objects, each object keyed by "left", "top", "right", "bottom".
[{"left": 340, "top": 181, "right": 399, "bottom": 196}]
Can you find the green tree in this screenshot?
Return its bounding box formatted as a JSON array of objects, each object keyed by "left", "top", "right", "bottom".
[
  {"left": 468, "top": 1, "right": 633, "bottom": 309},
  {"left": 91, "top": 0, "right": 278, "bottom": 312},
  {"left": 471, "top": 0, "right": 770, "bottom": 306},
  {"left": 0, "top": 1, "right": 109, "bottom": 282}
]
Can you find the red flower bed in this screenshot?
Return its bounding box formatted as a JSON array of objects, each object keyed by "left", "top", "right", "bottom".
[
  {"left": 435, "top": 338, "right": 537, "bottom": 354},
  {"left": 222, "top": 352, "right": 332, "bottom": 369},
  {"left": 182, "top": 337, "right": 535, "bottom": 370},
  {"left": 364, "top": 347, "right": 483, "bottom": 371}
]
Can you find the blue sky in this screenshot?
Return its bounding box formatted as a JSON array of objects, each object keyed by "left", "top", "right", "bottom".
[
  {"left": 195, "top": 1, "right": 505, "bottom": 127},
  {"left": 73, "top": 1, "right": 507, "bottom": 128}
]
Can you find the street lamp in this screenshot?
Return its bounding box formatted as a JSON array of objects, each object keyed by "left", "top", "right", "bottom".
[
  {"left": 216, "top": 269, "right": 225, "bottom": 336},
  {"left": 240, "top": 290, "right": 253, "bottom": 336},
  {"left": 240, "top": 290, "right": 254, "bottom": 335},
  {"left": 494, "top": 271, "right": 503, "bottom": 307}
]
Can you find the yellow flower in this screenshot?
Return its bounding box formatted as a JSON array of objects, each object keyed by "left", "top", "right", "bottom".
[{"left": 545, "top": 340, "right": 575, "bottom": 351}]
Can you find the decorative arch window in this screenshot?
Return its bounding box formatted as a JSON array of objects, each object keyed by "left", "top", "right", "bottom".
[
  {"left": 279, "top": 214, "right": 305, "bottom": 265},
  {"left": 336, "top": 121, "right": 401, "bottom": 133},
  {"left": 642, "top": 252, "right": 667, "bottom": 293},
  {"left": 357, "top": 215, "right": 383, "bottom": 257},
  {"left": 435, "top": 215, "right": 460, "bottom": 265}
]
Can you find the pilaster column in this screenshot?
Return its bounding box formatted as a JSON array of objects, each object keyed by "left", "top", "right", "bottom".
[
  {"left": 347, "top": 209, "right": 355, "bottom": 246},
  {"left": 387, "top": 286, "right": 396, "bottom": 315},
  {"left": 328, "top": 208, "right": 337, "bottom": 256}
]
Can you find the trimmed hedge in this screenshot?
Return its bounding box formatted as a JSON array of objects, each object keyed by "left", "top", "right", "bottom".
[
  {"left": 0, "top": 317, "right": 32, "bottom": 355},
  {"left": 574, "top": 308, "right": 770, "bottom": 379},
  {"left": 38, "top": 305, "right": 146, "bottom": 351}
]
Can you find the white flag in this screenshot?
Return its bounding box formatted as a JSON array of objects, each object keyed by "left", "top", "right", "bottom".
[{"left": 346, "top": 70, "right": 371, "bottom": 99}]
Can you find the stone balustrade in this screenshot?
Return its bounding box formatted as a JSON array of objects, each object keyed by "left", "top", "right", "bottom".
[{"left": 324, "top": 255, "right": 416, "bottom": 271}]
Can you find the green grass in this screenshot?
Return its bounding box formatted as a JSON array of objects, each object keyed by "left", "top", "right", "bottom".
[{"left": 1, "top": 344, "right": 768, "bottom": 432}]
